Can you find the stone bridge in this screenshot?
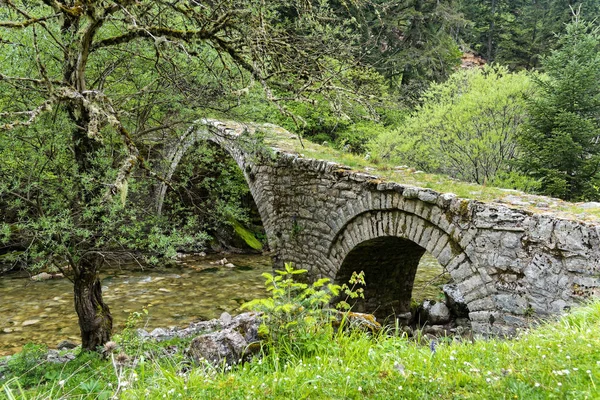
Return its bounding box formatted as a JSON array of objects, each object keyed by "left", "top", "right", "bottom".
[{"left": 194, "top": 119, "right": 600, "bottom": 336}]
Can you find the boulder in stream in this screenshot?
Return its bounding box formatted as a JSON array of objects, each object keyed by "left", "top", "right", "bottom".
[{"left": 31, "top": 272, "right": 64, "bottom": 281}]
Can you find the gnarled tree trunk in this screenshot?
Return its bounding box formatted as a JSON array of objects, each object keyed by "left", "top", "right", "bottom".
[{"left": 73, "top": 254, "right": 113, "bottom": 351}]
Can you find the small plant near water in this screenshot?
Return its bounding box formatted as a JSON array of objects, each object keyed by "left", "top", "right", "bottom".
[{"left": 241, "top": 263, "right": 365, "bottom": 359}]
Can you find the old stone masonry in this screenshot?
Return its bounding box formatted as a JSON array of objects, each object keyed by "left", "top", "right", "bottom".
[{"left": 195, "top": 119, "right": 600, "bottom": 336}]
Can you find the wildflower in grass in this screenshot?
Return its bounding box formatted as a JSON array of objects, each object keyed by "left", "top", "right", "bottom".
[
  {"left": 358, "top": 386, "right": 362, "bottom": 391},
  {"left": 430, "top": 340, "right": 437, "bottom": 354},
  {"left": 104, "top": 341, "right": 118, "bottom": 353},
  {"left": 535, "top": 383, "right": 540, "bottom": 387},
  {"left": 116, "top": 352, "right": 130, "bottom": 365}
]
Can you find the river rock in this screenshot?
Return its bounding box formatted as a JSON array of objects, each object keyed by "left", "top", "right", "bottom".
[
  {"left": 396, "top": 311, "right": 413, "bottom": 325},
  {"left": 224, "top": 263, "right": 236, "bottom": 268},
  {"left": 149, "top": 327, "right": 171, "bottom": 340},
  {"left": 220, "top": 312, "right": 232, "bottom": 325},
  {"left": 443, "top": 284, "right": 470, "bottom": 318},
  {"left": 423, "top": 325, "right": 450, "bottom": 336},
  {"left": 31, "top": 272, "right": 64, "bottom": 281},
  {"left": 139, "top": 312, "right": 261, "bottom": 344},
  {"left": 187, "top": 312, "right": 261, "bottom": 366},
  {"left": 47, "top": 349, "right": 76, "bottom": 364},
  {"left": 22, "top": 319, "right": 41, "bottom": 326},
  {"left": 420, "top": 300, "right": 451, "bottom": 325},
  {"left": 333, "top": 311, "right": 381, "bottom": 333},
  {"left": 580, "top": 202, "right": 600, "bottom": 209},
  {"left": 57, "top": 340, "right": 78, "bottom": 350},
  {"left": 187, "top": 329, "right": 248, "bottom": 365}
]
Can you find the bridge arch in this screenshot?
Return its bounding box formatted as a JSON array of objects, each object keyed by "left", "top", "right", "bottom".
[
  {"left": 198, "top": 119, "right": 600, "bottom": 336},
  {"left": 328, "top": 208, "right": 492, "bottom": 326}
]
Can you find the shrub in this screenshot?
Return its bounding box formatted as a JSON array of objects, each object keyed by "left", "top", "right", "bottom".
[{"left": 371, "top": 65, "right": 532, "bottom": 185}]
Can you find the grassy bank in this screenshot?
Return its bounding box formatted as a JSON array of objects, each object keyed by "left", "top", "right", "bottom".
[{"left": 2, "top": 300, "right": 600, "bottom": 399}]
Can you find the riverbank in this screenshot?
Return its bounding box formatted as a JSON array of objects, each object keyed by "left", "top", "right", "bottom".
[
  {"left": 0, "top": 252, "right": 448, "bottom": 357},
  {"left": 2, "top": 301, "right": 599, "bottom": 399},
  {"left": 0, "top": 254, "right": 273, "bottom": 356}
]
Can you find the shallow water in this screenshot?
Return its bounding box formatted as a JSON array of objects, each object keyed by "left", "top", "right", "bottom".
[{"left": 0, "top": 253, "right": 446, "bottom": 356}]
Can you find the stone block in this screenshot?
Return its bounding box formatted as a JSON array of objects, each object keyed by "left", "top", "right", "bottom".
[
  {"left": 494, "top": 294, "right": 528, "bottom": 314},
  {"left": 403, "top": 187, "right": 419, "bottom": 199},
  {"left": 417, "top": 189, "right": 439, "bottom": 204}
]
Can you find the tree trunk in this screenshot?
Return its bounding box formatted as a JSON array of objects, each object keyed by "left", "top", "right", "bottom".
[{"left": 73, "top": 254, "right": 113, "bottom": 351}]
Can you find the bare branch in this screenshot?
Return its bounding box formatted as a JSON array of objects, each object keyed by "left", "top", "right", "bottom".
[
  {"left": 91, "top": 26, "right": 213, "bottom": 51},
  {"left": 0, "top": 13, "right": 59, "bottom": 28},
  {"left": 0, "top": 99, "right": 55, "bottom": 130}
]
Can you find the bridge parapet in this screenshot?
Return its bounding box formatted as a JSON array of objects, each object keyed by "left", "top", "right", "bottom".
[{"left": 200, "top": 119, "right": 600, "bottom": 336}]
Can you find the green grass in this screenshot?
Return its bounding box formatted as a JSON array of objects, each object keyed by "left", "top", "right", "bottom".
[
  {"left": 251, "top": 122, "right": 600, "bottom": 223},
  {"left": 3, "top": 301, "right": 600, "bottom": 399}
]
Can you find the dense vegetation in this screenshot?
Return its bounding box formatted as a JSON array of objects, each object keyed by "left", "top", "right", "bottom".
[{"left": 0, "top": 0, "right": 599, "bottom": 370}]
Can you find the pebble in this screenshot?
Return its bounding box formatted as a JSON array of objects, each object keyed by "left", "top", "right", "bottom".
[{"left": 22, "top": 319, "right": 41, "bottom": 326}]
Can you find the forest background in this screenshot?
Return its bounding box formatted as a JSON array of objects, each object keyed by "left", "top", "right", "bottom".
[{"left": 0, "top": 0, "right": 599, "bottom": 349}]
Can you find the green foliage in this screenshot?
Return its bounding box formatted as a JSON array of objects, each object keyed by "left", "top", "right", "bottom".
[
  {"left": 3, "top": 344, "right": 48, "bottom": 387},
  {"left": 115, "top": 308, "right": 150, "bottom": 354},
  {"left": 489, "top": 171, "right": 541, "bottom": 193},
  {"left": 0, "top": 0, "right": 392, "bottom": 347},
  {"left": 1, "top": 344, "right": 114, "bottom": 397},
  {"left": 241, "top": 263, "right": 338, "bottom": 358},
  {"left": 371, "top": 65, "right": 532, "bottom": 185},
  {"left": 163, "top": 142, "right": 259, "bottom": 249},
  {"left": 518, "top": 19, "right": 600, "bottom": 201},
  {"left": 346, "top": 0, "right": 465, "bottom": 103},
  {"left": 242, "top": 263, "right": 364, "bottom": 359},
  {"left": 231, "top": 219, "right": 263, "bottom": 251}
]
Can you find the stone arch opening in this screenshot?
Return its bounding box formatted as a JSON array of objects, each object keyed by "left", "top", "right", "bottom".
[
  {"left": 330, "top": 209, "right": 478, "bottom": 326},
  {"left": 335, "top": 236, "right": 427, "bottom": 320},
  {"left": 160, "top": 137, "right": 267, "bottom": 252}
]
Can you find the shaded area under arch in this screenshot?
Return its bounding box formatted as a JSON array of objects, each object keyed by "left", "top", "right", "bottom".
[{"left": 335, "top": 236, "right": 426, "bottom": 321}]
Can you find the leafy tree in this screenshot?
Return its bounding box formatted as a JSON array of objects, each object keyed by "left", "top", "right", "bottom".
[
  {"left": 371, "top": 65, "right": 532, "bottom": 184},
  {"left": 0, "top": 0, "right": 374, "bottom": 350},
  {"left": 518, "top": 19, "right": 600, "bottom": 200}
]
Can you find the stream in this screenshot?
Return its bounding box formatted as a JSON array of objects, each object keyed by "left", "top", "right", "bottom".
[{"left": 0, "top": 253, "right": 446, "bottom": 356}]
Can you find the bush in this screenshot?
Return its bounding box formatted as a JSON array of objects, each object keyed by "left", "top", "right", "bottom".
[
  {"left": 241, "top": 263, "right": 364, "bottom": 360},
  {"left": 371, "top": 65, "right": 532, "bottom": 185}
]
